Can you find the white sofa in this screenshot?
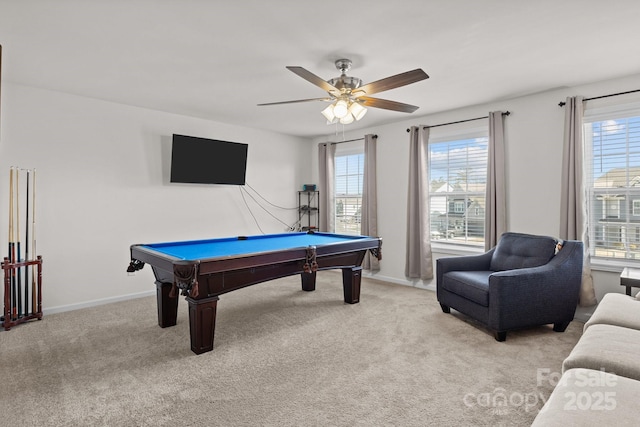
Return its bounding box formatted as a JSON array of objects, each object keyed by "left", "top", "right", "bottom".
[{"left": 532, "top": 292, "right": 640, "bottom": 426}]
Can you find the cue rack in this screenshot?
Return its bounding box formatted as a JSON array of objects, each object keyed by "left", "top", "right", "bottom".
[{"left": 1, "top": 167, "right": 43, "bottom": 330}]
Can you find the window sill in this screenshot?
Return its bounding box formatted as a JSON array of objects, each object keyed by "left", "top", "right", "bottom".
[
  {"left": 430, "top": 241, "right": 485, "bottom": 256},
  {"left": 430, "top": 244, "right": 640, "bottom": 273},
  {"left": 590, "top": 257, "right": 640, "bottom": 273}
]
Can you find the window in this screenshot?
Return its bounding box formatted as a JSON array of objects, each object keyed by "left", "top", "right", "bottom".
[
  {"left": 584, "top": 106, "right": 640, "bottom": 260},
  {"left": 428, "top": 135, "right": 488, "bottom": 246},
  {"left": 335, "top": 151, "right": 364, "bottom": 235}
]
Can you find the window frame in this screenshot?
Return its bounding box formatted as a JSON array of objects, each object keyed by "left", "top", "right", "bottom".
[
  {"left": 333, "top": 141, "right": 365, "bottom": 236},
  {"left": 583, "top": 100, "right": 640, "bottom": 268},
  {"left": 427, "top": 125, "right": 489, "bottom": 251}
]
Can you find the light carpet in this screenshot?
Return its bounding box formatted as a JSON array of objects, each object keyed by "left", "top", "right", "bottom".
[{"left": 0, "top": 272, "right": 582, "bottom": 426}]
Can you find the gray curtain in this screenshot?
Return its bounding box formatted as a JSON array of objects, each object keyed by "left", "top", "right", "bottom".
[
  {"left": 361, "top": 134, "right": 380, "bottom": 271},
  {"left": 485, "top": 111, "right": 507, "bottom": 250},
  {"left": 318, "top": 143, "right": 336, "bottom": 232},
  {"left": 405, "top": 126, "right": 433, "bottom": 280},
  {"left": 560, "top": 96, "right": 597, "bottom": 307}
]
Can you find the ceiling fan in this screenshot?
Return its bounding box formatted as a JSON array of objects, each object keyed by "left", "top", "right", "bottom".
[{"left": 258, "top": 59, "right": 429, "bottom": 124}]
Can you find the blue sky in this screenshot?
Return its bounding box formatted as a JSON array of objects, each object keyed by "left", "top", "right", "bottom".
[
  {"left": 335, "top": 154, "right": 364, "bottom": 195},
  {"left": 590, "top": 117, "right": 640, "bottom": 181},
  {"left": 428, "top": 137, "right": 488, "bottom": 189}
]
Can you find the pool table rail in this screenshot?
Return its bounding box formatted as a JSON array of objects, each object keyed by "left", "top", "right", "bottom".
[{"left": 126, "top": 232, "right": 382, "bottom": 354}]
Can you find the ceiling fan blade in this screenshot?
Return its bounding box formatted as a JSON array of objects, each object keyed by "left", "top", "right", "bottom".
[
  {"left": 257, "top": 97, "right": 332, "bottom": 106},
  {"left": 358, "top": 96, "right": 420, "bottom": 113},
  {"left": 286, "top": 66, "right": 341, "bottom": 96},
  {"left": 354, "top": 69, "right": 429, "bottom": 96}
]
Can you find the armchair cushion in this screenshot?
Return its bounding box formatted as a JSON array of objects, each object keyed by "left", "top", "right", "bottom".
[
  {"left": 441, "top": 271, "right": 492, "bottom": 306},
  {"left": 437, "top": 232, "right": 583, "bottom": 341},
  {"left": 489, "top": 232, "right": 557, "bottom": 271}
]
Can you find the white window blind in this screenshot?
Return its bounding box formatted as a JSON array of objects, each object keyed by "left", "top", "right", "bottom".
[
  {"left": 584, "top": 109, "right": 640, "bottom": 260},
  {"left": 428, "top": 136, "right": 488, "bottom": 246},
  {"left": 334, "top": 152, "right": 364, "bottom": 235}
]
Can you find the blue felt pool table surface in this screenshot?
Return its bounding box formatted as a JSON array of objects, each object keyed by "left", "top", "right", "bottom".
[
  {"left": 140, "top": 232, "right": 372, "bottom": 261},
  {"left": 128, "top": 231, "right": 382, "bottom": 354}
]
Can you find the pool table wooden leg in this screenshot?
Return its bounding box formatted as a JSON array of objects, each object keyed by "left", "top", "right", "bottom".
[
  {"left": 156, "top": 281, "right": 178, "bottom": 328},
  {"left": 186, "top": 296, "right": 219, "bottom": 355},
  {"left": 301, "top": 271, "right": 316, "bottom": 292},
  {"left": 342, "top": 266, "right": 362, "bottom": 304}
]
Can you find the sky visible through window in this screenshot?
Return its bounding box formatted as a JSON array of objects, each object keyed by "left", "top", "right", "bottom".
[
  {"left": 587, "top": 115, "right": 640, "bottom": 260},
  {"left": 429, "top": 137, "right": 488, "bottom": 190},
  {"left": 428, "top": 136, "right": 488, "bottom": 245},
  {"left": 590, "top": 117, "right": 640, "bottom": 181},
  {"left": 335, "top": 153, "right": 364, "bottom": 235},
  {"left": 335, "top": 154, "right": 364, "bottom": 195}
]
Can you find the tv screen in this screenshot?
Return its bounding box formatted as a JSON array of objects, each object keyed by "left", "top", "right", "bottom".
[{"left": 170, "top": 134, "right": 248, "bottom": 185}]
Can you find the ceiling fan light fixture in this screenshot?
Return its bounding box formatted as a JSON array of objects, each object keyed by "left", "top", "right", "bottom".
[
  {"left": 333, "top": 99, "right": 349, "bottom": 119},
  {"left": 349, "top": 102, "right": 367, "bottom": 121},
  {"left": 339, "top": 113, "right": 354, "bottom": 125},
  {"left": 321, "top": 104, "right": 336, "bottom": 122}
]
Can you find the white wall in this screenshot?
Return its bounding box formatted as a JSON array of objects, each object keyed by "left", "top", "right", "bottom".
[
  {"left": 312, "top": 73, "right": 640, "bottom": 305},
  {"left": 5, "top": 72, "right": 640, "bottom": 315},
  {"left": 0, "top": 83, "right": 311, "bottom": 312}
]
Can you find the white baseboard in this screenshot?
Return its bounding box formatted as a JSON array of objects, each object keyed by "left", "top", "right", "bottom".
[
  {"left": 44, "top": 272, "right": 419, "bottom": 316},
  {"left": 43, "top": 273, "right": 592, "bottom": 325},
  {"left": 573, "top": 306, "right": 594, "bottom": 323},
  {"left": 362, "top": 271, "right": 436, "bottom": 292},
  {"left": 44, "top": 289, "right": 156, "bottom": 315},
  {"left": 362, "top": 271, "right": 590, "bottom": 323}
]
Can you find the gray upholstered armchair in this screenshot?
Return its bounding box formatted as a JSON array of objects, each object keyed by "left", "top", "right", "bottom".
[{"left": 436, "top": 232, "right": 583, "bottom": 341}]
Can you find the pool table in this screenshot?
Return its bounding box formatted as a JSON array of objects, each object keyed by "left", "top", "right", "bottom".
[{"left": 127, "top": 231, "right": 382, "bottom": 354}]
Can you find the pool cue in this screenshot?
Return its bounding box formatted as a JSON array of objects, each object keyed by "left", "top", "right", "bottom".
[
  {"left": 9, "top": 167, "right": 16, "bottom": 320},
  {"left": 16, "top": 169, "right": 22, "bottom": 317},
  {"left": 24, "top": 169, "right": 30, "bottom": 315},
  {"left": 31, "top": 169, "right": 37, "bottom": 314}
]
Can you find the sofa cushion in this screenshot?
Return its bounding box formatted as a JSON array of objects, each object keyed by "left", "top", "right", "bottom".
[
  {"left": 532, "top": 368, "right": 640, "bottom": 426},
  {"left": 562, "top": 324, "right": 640, "bottom": 381},
  {"left": 584, "top": 292, "right": 640, "bottom": 332},
  {"left": 489, "top": 232, "right": 557, "bottom": 272},
  {"left": 441, "top": 271, "right": 492, "bottom": 307}
]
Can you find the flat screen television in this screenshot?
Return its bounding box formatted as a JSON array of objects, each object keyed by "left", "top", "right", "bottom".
[{"left": 170, "top": 134, "right": 248, "bottom": 185}]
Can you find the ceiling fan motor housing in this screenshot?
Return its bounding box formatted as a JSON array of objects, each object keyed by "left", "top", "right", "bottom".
[
  {"left": 328, "top": 58, "right": 362, "bottom": 93},
  {"left": 328, "top": 75, "right": 362, "bottom": 91}
]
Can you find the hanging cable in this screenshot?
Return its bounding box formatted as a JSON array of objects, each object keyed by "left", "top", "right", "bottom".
[
  {"left": 240, "top": 186, "right": 299, "bottom": 231},
  {"left": 244, "top": 182, "right": 297, "bottom": 210},
  {"left": 238, "top": 187, "right": 264, "bottom": 234}
]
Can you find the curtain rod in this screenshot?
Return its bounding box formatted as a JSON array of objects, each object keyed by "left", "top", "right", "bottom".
[
  {"left": 558, "top": 89, "right": 640, "bottom": 107},
  {"left": 323, "top": 134, "right": 378, "bottom": 145},
  {"left": 405, "top": 111, "right": 510, "bottom": 132}
]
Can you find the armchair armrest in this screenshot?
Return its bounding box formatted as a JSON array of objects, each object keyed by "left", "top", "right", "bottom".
[
  {"left": 436, "top": 248, "right": 495, "bottom": 285},
  {"left": 488, "top": 240, "right": 584, "bottom": 329}
]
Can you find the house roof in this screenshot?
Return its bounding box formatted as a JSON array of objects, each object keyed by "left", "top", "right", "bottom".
[{"left": 594, "top": 167, "right": 640, "bottom": 188}]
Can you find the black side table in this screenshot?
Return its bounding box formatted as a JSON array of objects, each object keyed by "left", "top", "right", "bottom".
[{"left": 620, "top": 267, "right": 640, "bottom": 296}]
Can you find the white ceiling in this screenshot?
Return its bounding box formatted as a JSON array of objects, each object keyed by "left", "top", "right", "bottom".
[{"left": 2, "top": 1, "right": 640, "bottom": 138}]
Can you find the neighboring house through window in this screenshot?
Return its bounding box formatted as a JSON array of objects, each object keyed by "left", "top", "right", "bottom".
[
  {"left": 584, "top": 104, "right": 640, "bottom": 260},
  {"left": 428, "top": 129, "right": 488, "bottom": 246},
  {"left": 334, "top": 142, "right": 364, "bottom": 235}
]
